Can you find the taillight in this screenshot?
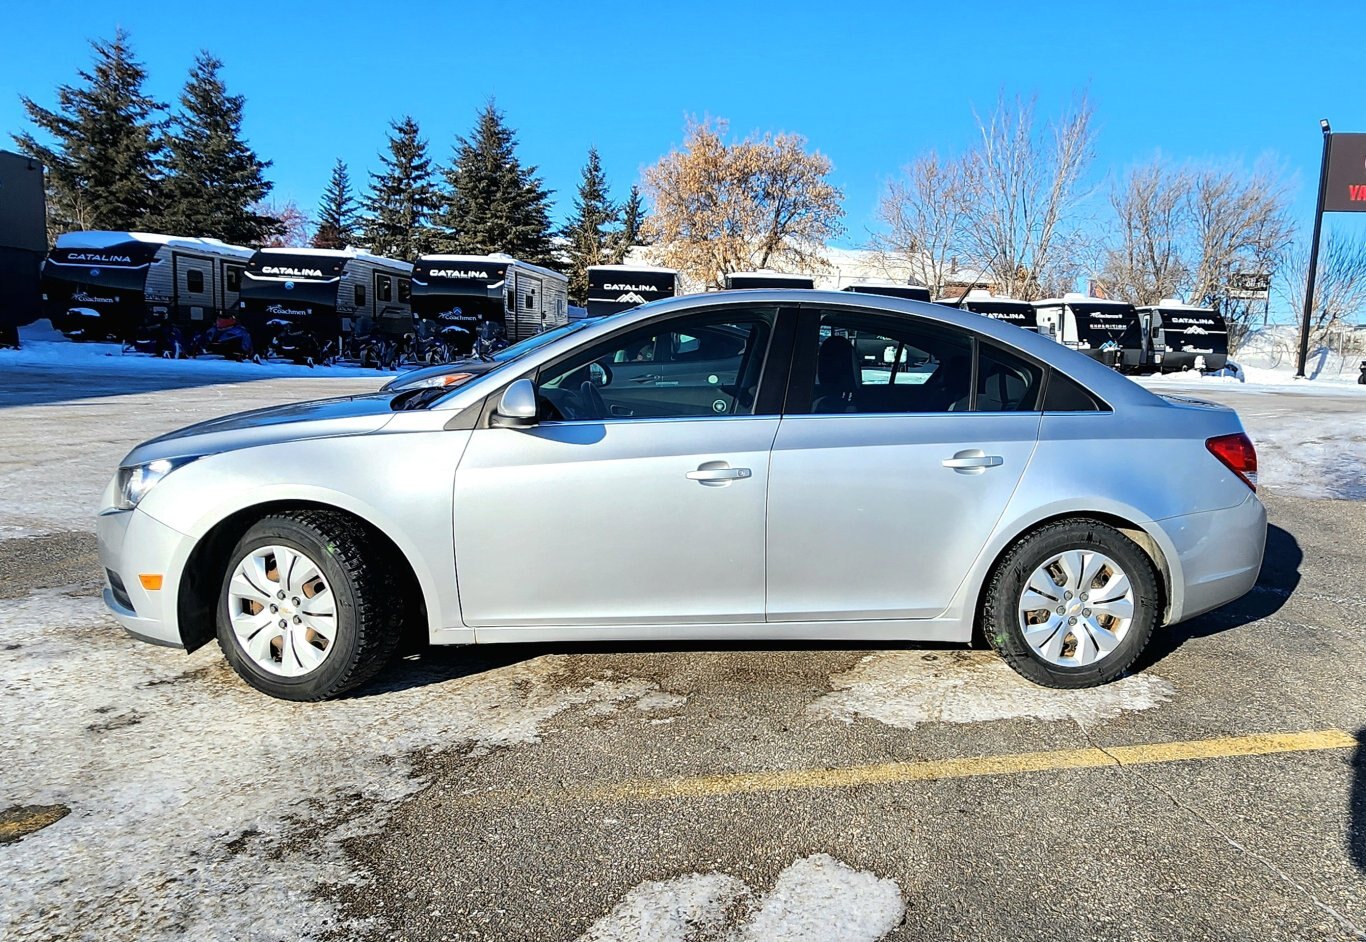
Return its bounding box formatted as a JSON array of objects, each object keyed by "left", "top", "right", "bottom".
[{"left": 1206, "top": 433, "right": 1258, "bottom": 492}]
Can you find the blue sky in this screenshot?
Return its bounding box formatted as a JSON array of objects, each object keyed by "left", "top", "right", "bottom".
[{"left": 2, "top": 0, "right": 1363, "bottom": 255}]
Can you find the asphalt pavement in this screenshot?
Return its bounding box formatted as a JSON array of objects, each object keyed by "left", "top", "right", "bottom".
[{"left": 0, "top": 362, "right": 1363, "bottom": 942}]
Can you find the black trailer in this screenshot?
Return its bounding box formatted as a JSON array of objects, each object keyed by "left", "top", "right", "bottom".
[
  {"left": 586, "top": 264, "right": 678, "bottom": 317},
  {"left": 943, "top": 290, "right": 1038, "bottom": 331},
  {"left": 1033, "top": 294, "right": 1145, "bottom": 370},
  {"left": 0, "top": 150, "right": 46, "bottom": 346},
  {"left": 411, "top": 254, "right": 569, "bottom": 354},
  {"left": 725, "top": 271, "right": 814, "bottom": 290},
  {"left": 1139, "top": 301, "right": 1229, "bottom": 373},
  {"left": 238, "top": 248, "right": 413, "bottom": 355},
  {"left": 42, "top": 232, "right": 253, "bottom": 342},
  {"left": 841, "top": 282, "right": 931, "bottom": 302}
]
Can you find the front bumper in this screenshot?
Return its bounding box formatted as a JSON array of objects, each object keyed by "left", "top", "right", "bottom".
[
  {"left": 96, "top": 507, "right": 196, "bottom": 647},
  {"left": 1160, "top": 492, "right": 1267, "bottom": 624}
]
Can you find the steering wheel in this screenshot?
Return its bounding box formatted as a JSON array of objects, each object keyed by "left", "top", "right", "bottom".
[{"left": 578, "top": 381, "right": 608, "bottom": 420}]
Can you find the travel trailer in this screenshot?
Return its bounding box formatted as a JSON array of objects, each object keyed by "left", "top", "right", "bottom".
[
  {"left": 237, "top": 247, "right": 413, "bottom": 351},
  {"left": 1139, "top": 299, "right": 1229, "bottom": 373},
  {"left": 42, "top": 231, "right": 253, "bottom": 341},
  {"left": 841, "top": 282, "right": 932, "bottom": 302},
  {"left": 724, "top": 271, "right": 814, "bottom": 290},
  {"left": 1032, "top": 293, "right": 1145, "bottom": 370},
  {"left": 411, "top": 253, "right": 568, "bottom": 351},
  {"left": 586, "top": 264, "right": 678, "bottom": 317},
  {"left": 941, "top": 289, "right": 1038, "bottom": 332}
]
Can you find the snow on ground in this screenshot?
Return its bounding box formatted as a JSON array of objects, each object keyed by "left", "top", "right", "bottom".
[
  {"left": 0, "top": 323, "right": 391, "bottom": 540},
  {"left": 0, "top": 586, "right": 687, "bottom": 942},
  {"left": 808, "top": 650, "right": 1174, "bottom": 730},
  {"left": 579, "top": 854, "right": 905, "bottom": 942},
  {"left": 3, "top": 319, "right": 397, "bottom": 380}
]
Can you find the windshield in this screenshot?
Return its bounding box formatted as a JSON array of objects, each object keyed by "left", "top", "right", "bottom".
[{"left": 490, "top": 320, "right": 590, "bottom": 361}]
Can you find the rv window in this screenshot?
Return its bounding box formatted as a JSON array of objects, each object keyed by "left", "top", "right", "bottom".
[
  {"left": 378, "top": 275, "right": 393, "bottom": 302},
  {"left": 398, "top": 279, "right": 411, "bottom": 304},
  {"left": 525, "top": 292, "right": 535, "bottom": 310},
  {"left": 186, "top": 270, "right": 205, "bottom": 293},
  {"left": 355, "top": 284, "right": 366, "bottom": 306},
  {"left": 506, "top": 289, "right": 515, "bottom": 312},
  {"left": 225, "top": 266, "right": 242, "bottom": 292}
]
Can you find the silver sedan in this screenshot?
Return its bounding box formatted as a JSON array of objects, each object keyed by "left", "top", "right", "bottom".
[{"left": 97, "top": 291, "right": 1266, "bottom": 700}]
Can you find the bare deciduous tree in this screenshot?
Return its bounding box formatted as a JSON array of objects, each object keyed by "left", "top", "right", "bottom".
[
  {"left": 871, "top": 152, "right": 973, "bottom": 297},
  {"left": 1099, "top": 161, "right": 1190, "bottom": 305},
  {"left": 959, "top": 93, "right": 1096, "bottom": 300},
  {"left": 1099, "top": 158, "right": 1294, "bottom": 349},
  {"left": 255, "top": 199, "right": 311, "bottom": 248},
  {"left": 642, "top": 118, "right": 845, "bottom": 289},
  {"left": 1277, "top": 231, "right": 1366, "bottom": 350}
]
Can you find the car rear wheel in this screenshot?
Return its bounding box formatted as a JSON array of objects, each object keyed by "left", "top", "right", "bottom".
[
  {"left": 983, "top": 519, "right": 1159, "bottom": 688},
  {"left": 216, "top": 511, "right": 402, "bottom": 700}
]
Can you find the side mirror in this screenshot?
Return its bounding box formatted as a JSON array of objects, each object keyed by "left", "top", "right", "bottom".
[
  {"left": 589, "top": 361, "right": 612, "bottom": 388},
  {"left": 491, "top": 378, "right": 538, "bottom": 428}
]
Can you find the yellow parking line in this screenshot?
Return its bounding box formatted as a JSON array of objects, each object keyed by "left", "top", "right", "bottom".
[{"left": 564, "top": 729, "right": 1358, "bottom": 804}]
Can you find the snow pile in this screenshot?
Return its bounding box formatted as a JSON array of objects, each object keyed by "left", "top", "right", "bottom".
[
  {"left": 580, "top": 854, "right": 905, "bottom": 942},
  {"left": 807, "top": 650, "right": 1174, "bottom": 730},
  {"left": 0, "top": 587, "right": 678, "bottom": 942}
]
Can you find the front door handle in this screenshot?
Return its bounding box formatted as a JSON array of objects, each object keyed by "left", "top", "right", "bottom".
[
  {"left": 686, "top": 460, "right": 752, "bottom": 486},
  {"left": 942, "top": 449, "right": 1004, "bottom": 474}
]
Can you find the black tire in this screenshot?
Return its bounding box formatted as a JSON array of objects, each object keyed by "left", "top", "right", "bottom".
[
  {"left": 215, "top": 511, "right": 403, "bottom": 700},
  {"left": 982, "top": 518, "right": 1160, "bottom": 688}
]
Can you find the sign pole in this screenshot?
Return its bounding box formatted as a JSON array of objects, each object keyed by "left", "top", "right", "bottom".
[{"left": 1295, "top": 120, "right": 1333, "bottom": 378}]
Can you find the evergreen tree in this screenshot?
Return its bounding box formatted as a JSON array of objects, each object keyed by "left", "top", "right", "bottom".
[
  {"left": 156, "top": 52, "right": 279, "bottom": 244},
  {"left": 612, "top": 184, "right": 648, "bottom": 262},
  {"left": 435, "top": 101, "right": 556, "bottom": 267},
  {"left": 561, "top": 147, "right": 619, "bottom": 304},
  {"left": 313, "top": 158, "right": 359, "bottom": 249},
  {"left": 14, "top": 29, "right": 164, "bottom": 233},
  {"left": 362, "top": 116, "right": 440, "bottom": 259}
]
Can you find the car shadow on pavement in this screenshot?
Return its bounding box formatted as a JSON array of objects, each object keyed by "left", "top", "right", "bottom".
[
  {"left": 1352, "top": 729, "right": 1366, "bottom": 873},
  {"left": 1135, "top": 523, "right": 1302, "bottom": 670}
]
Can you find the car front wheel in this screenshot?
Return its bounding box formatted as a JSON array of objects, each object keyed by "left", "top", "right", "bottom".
[
  {"left": 216, "top": 511, "right": 402, "bottom": 700},
  {"left": 983, "top": 519, "right": 1159, "bottom": 688}
]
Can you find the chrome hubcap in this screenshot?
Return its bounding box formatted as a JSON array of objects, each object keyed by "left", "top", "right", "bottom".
[
  {"left": 1018, "top": 549, "right": 1135, "bottom": 667},
  {"left": 227, "top": 546, "right": 337, "bottom": 677}
]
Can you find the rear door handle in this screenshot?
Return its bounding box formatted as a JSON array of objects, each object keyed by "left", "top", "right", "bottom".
[
  {"left": 686, "top": 461, "right": 752, "bottom": 486},
  {"left": 942, "top": 450, "right": 1003, "bottom": 473}
]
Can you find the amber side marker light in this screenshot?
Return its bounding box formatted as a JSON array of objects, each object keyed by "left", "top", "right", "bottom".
[
  {"left": 138, "top": 574, "right": 164, "bottom": 591},
  {"left": 1205, "top": 433, "right": 1258, "bottom": 492}
]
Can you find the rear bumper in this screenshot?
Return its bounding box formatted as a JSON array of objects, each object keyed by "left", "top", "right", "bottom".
[
  {"left": 1160, "top": 492, "right": 1267, "bottom": 624},
  {"left": 96, "top": 507, "right": 195, "bottom": 647}
]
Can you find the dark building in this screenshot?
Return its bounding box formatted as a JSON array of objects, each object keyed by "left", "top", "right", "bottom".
[{"left": 0, "top": 150, "right": 47, "bottom": 345}]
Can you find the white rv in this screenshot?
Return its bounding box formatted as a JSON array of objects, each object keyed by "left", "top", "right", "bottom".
[
  {"left": 1138, "top": 298, "right": 1229, "bottom": 373},
  {"left": 586, "top": 264, "right": 678, "bottom": 318},
  {"left": 724, "top": 270, "right": 815, "bottom": 290},
  {"left": 1032, "top": 293, "right": 1144, "bottom": 370},
  {"left": 42, "top": 231, "right": 253, "bottom": 341},
  {"left": 411, "top": 253, "right": 568, "bottom": 350},
  {"left": 941, "top": 289, "right": 1038, "bottom": 331},
  {"left": 238, "top": 247, "right": 413, "bottom": 349}
]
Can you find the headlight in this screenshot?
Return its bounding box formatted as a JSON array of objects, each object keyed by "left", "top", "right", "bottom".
[
  {"left": 394, "top": 372, "right": 474, "bottom": 392},
  {"left": 114, "top": 456, "right": 200, "bottom": 510}
]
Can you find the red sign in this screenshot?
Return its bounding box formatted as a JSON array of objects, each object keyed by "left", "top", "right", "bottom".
[{"left": 1323, "top": 133, "right": 1366, "bottom": 213}]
